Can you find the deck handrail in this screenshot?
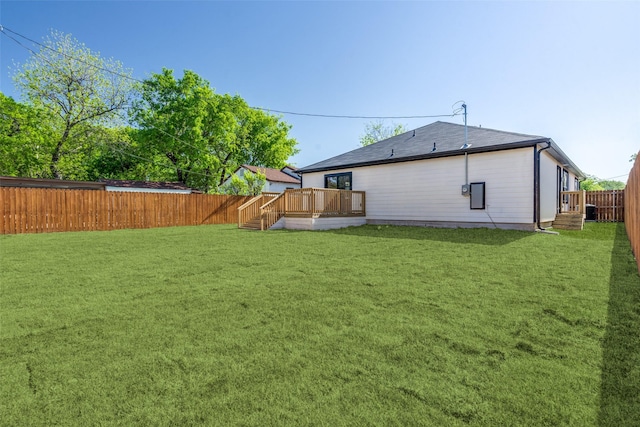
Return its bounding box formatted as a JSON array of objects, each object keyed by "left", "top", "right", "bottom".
[
  {"left": 260, "top": 193, "right": 286, "bottom": 230},
  {"left": 560, "top": 190, "right": 585, "bottom": 215},
  {"left": 237, "top": 192, "right": 280, "bottom": 228},
  {"left": 238, "top": 188, "right": 366, "bottom": 229},
  {"left": 284, "top": 187, "right": 366, "bottom": 216},
  {"left": 237, "top": 194, "right": 263, "bottom": 211}
]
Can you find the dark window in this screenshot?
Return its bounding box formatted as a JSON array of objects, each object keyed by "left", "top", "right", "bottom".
[
  {"left": 562, "top": 169, "right": 569, "bottom": 191},
  {"left": 324, "top": 172, "right": 352, "bottom": 190},
  {"left": 470, "top": 182, "right": 485, "bottom": 210}
]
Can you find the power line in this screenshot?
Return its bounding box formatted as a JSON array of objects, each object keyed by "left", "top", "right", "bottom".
[
  {"left": 1, "top": 25, "right": 142, "bottom": 83},
  {"left": 252, "top": 108, "right": 459, "bottom": 120},
  {"left": 1, "top": 25, "right": 460, "bottom": 120}
]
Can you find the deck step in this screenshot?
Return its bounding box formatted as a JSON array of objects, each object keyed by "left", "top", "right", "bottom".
[
  {"left": 552, "top": 213, "right": 584, "bottom": 230},
  {"left": 240, "top": 217, "right": 262, "bottom": 230}
]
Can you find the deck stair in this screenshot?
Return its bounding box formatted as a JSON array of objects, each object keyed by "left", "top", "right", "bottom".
[
  {"left": 239, "top": 216, "right": 262, "bottom": 230},
  {"left": 552, "top": 213, "right": 584, "bottom": 230}
]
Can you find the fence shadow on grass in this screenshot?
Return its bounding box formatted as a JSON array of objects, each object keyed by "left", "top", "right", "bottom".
[
  {"left": 598, "top": 222, "right": 640, "bottom": 426},
  {"left": 323, "top": 224, "right": 530, "bottom": 246}
]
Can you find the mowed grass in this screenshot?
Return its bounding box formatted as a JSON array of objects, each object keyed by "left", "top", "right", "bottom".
[{"left": 1, "top": 223, "right": 638, "bottom": 426}]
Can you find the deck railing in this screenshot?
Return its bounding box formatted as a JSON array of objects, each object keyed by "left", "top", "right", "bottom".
[
  {"left": 238, "top": 188, "right": 366, "bottom": 230},
  {"left": 560, "top": 190, "right": 585, "bottom": 215},
  {"left": 237, "top": 193, "right": 278, "bottom": 228},
  {"left": 284, "top": 188, "right": 366, "bottom": 217},
  {"left": 260, "top": 193, "right": 286, "bottom": 230}
]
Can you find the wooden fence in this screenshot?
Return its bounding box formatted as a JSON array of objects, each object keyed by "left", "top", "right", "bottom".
[
  {"left": 586, "top": 190, "right": 625, "bottom": 222},
  {"left": 625, "top": 152, "right": 640, "bottom": 273},
  {"left": 0, "top": 187, "right": 251, "bottom": 234}
]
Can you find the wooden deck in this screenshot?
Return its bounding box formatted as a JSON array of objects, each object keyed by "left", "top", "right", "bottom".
[
  {"left": 554, "top": 191, "right": 585, "bottom": 230},
  {"left": 238, "top": 188, "right": 366, "bottom": 230}
]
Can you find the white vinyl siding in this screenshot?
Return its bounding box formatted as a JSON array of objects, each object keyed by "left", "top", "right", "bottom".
[
  {"left": 539, "top": 150, "right": 580, "bottom": 223},
  {"left": 303, "top": 147, "right": 535, "bottom": 225}
]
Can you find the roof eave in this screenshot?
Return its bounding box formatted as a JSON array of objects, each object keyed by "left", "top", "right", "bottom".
[{"left": 298, "top": 139, "right": 548, "bottom": 174}]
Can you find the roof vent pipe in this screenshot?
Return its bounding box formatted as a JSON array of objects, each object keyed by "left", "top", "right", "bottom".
[
  {"left": 431, "top": 142, "right": 437, "bottom": 152},
  {"left": 413, "top": 129, "right": 416, "bottom": 137}
]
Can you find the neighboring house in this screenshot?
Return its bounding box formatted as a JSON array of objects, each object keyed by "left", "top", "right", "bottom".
[
  {"left": 281, "top": 165, "right": 301, "bottom": 180},
  {"left": 0, "top": 176, "right": 198, "bottom": 194},
  {"left": 0, "top": 176, "right": 105, "bottom": 190},
  {"left": 297, "top": 121, "right": 585, "bottom": 231},
  {"left": 225, "top": 165, "right": 302, "bottom": 193}
]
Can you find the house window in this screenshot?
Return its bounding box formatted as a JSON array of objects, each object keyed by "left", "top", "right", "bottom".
[
  {"left": 470, "top": 182, "right": 485, "bottom": 209},
  {"left": 324, "top": 172, "right": 352, "bottom": 190}
]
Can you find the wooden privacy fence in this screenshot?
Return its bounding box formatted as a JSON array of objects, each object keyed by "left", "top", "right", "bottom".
[
  {"left": 626, "top": 152, "right": 640, "bottom": 273},
  {"left": 586, "top": 190, "right": 625, "bottom": 222},
  {"left": 0, "top": 187, "right": 251, "bottom": 234}
]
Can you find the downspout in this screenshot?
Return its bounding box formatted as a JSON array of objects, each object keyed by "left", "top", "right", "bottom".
[{"left": 535, "top": 141, "right": 552, "bottom": 230}]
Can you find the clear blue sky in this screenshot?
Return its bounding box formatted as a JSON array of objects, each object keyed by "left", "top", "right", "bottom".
[{"left": 1, "top": 1, "right": 638, "bottom": 182}]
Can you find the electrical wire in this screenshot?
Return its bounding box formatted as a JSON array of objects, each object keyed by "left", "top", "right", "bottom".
[
  {"left": 1, "top": 25, "right": 142, "bottom": 83},
  {"left": 252, "top": 108, "right": 459, "bottom": 119},
  {"left": 1, "top": 25, "right": 461, "bottom": 120}
]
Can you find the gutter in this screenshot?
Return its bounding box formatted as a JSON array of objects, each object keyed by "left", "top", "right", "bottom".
[{"left": 534, "top": 140, "right": 552, "bottom": 230}]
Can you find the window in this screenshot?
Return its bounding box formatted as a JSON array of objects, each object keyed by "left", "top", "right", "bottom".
[
  {"left": 324, "top": 172, "right": 352, "bottom": 190},
  {"left": 470, "top": 182, "right": 485, "bottom": 210}
]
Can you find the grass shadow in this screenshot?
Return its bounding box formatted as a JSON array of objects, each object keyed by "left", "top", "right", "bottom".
[
  {"left": 598, "top": 222, "right": 640, "bottom": 426},
  {"left": 323, "top": 224, "right": 531, "bottom": 246}
]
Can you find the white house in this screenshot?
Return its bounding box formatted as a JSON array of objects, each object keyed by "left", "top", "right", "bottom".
[
  {"left": 225, "top": 165, "right": 301, "bottom": 193},
  {"left": 296, "top": 121, "right": 585, "bottom": 231}
]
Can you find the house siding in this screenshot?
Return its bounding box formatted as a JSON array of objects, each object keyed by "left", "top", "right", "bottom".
[
  {"left": 266, "top": 181, "right": 300, "bottom": 193},
  {"left": 539, "top": 150, "right": 580, "bottom": 223},
  {"left": 302, "top": 147, "right": 535, "bottom": 227}
]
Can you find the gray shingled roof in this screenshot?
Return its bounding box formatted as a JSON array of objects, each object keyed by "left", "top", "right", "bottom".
[{"left": 298, "top": 121, "right": 584, "bottom": 177}]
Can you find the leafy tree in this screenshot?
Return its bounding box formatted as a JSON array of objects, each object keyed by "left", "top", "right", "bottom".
[
  {"left": 580, "top": 174, "right": 625, "bottom": 191},
  {"left": 85, "top": 127, "right": 143, "bottom": 180},
  {"left": 13, "top": 30, "right": 134, "bottom": 179},
  {"left": 130, "top": 68, "right": 298, "bottom": 192},
  {"left": 0, "top": 93, "right": 54, "bottom": 177},
  {"left": 360, "top": 120, "right": 407, "bottom": 146},
  {"left": 221, "top": 170, "right": 266, "bottom": 196},
  {"left": 598, "top": 180, "right": 625, "bottom": 190},
  {"left": 580, "top": 176, "right": 604, "bottom": 191},
  {"left": 631, "top": 153, "right": 638, "bottom": 163}
]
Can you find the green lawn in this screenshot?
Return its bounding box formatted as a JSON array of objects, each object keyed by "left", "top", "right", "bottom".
[{"left": 1, "top": 223, "right": 639, "bottom": 426}]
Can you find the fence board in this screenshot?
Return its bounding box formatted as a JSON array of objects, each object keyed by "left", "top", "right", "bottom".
[
  {"left": 0, "top": 187, "right": 251, "bottom": 234},
  {"left": 585, "top": 190, "right": 625, "bottom": 222},
  {"left": 626, "top": 152, "right": 640, "bottom": 273}
]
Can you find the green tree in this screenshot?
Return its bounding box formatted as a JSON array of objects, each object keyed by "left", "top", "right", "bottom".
[
  {"left": 580, "top": 174, "right": 625, "bottom": 191},
  {"left": 598, "top": 180, "right": 625, "bottom": 190},
  {"left": 0, "top": 93, "right": 54, "bottom": 177},
  {"left": 130, "top": 68, "right": 298, "bottom": 192},
  {"left": 631, "top": 153, "right": 638, "bottom": 163},
  {"left": 221, "top": 170, "right": 266, "bottom": 196},
  {"left": 360, "top": 120, "right": 407, "bottom": 146},
  {"left": 13, "top": 30, "right": 134, "bottom": 179},
  {"left": 580, "top": 176, "right": 604, "bottom": 191},
  {"left": 85, "top": 127, "right": 143, "bottom": 180}
]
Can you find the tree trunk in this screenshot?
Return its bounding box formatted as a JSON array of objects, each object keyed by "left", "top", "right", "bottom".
[{"left": 50, "top": 125, "right": 71, "bottom": 179}]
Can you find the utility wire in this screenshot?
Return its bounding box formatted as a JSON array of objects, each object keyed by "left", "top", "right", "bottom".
[
  {"left": 1, "top": 25, "right": 142, "bottom": 83},
  {"left": 1, "top": 25, "right": 460, "bottom": 120},
  {"left": 252, "top": 108, "right": 459, "bottom": 119}
]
